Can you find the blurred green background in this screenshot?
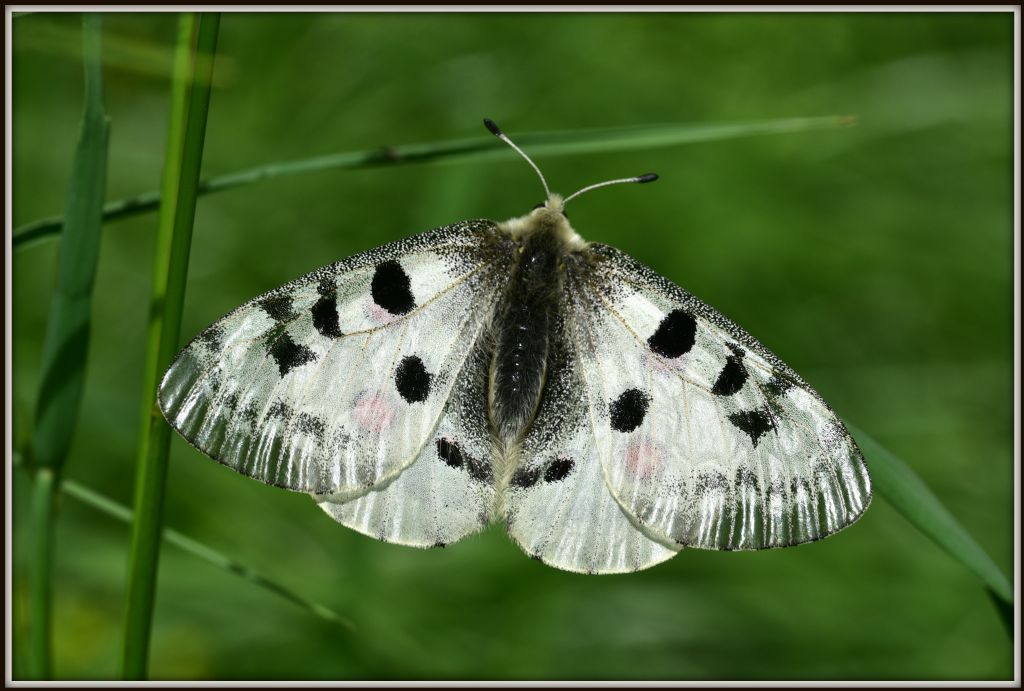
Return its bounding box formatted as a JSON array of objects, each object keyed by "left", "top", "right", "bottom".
[{"left": 11, "top": 11, "right": 1014, "bottom": 680}]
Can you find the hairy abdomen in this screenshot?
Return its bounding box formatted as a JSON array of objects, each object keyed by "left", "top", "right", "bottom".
[{"left": 489, "top": 231, "right": 563, "bottom": 447}]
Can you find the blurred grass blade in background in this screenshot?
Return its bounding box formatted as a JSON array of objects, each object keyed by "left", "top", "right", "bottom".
[
  {"left": 61, "top": 480, "right": 354, "bottom": 630},
  {"left": 12, "top": 115, "right": 853, "bottom": 250},
  {"left": 14, "top": 15, "right": 232, "bottom": 86},
  {"left": 25, "top": 13, "right": 110, "bottom": 679},
  {"left": 850, "top": 424, "right": 1013, "bottom": 605},
  {"left": 121, "top": 13, "right": 219, "bottom": 679}
]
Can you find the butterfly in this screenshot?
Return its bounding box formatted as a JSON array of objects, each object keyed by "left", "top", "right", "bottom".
[{"left": 159, "top": 119, "right": 872, "bottom": 574}]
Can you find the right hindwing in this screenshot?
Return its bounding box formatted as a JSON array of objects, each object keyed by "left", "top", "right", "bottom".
[
  {"left": 503, "top": 305, "right": 681, "bottom": 574},
  {"left": 159, "top": 220, "right": 514, "bottom": 498}
]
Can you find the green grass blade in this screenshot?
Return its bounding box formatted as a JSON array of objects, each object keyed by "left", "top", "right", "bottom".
[
  {"left": 30, "top": 12, "right": 110, "bottom": 471},
  {"left": 60, "top": 479, "right": 354, "bottom": 631},
  {"left": 25, "top": 13, "right": 110, "bottom": 680},
  {"left": 26, "top": 469, "right": 56, "bottom": 679},
  {"left": 16, "top": 18, "right": 230, "bottom": 85},
  {"left": 121, "top": 13, "right": 220, "bottom": 679},
  {"left": 849, "top": 424, "right": 1013, "bottom": 605},
  {"left": 12, "top": 115, "right": 854, "bottom": 250}
]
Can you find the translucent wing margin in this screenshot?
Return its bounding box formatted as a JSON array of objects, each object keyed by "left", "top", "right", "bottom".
[
  {"left": 568, "top": 244, "right": 871, "bottom": 551},
  {"left": 159, "top": 220, "right": 513, "bottom": 497}
]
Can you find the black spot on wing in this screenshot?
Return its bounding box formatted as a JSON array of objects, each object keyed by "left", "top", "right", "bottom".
[
  {"left": 765, "top": 371, "right": 794, "bottom": 398},
  {"left": 735, "top": 466, "right": 761, "bottom": 492},
  {"left": 199, "top": 325, "right": 225, "bottom": 350},
  {"left": 267, "top": 400, "right": 292, "bottom": 420},
  {"left": 543, "top": 457, "right": 574, "bottom": 483},
  {"left": 435, "top": 438, "right": 464, "bottom": 468},
  {"left": 435, "top": 438, "right": 491, "bottom": 482},
  {"left": 294, "top": 412, "right": 326, "bottom": 439},
  {"left": 511, "top": 465, "right": 542, "bottom": 488},
  {"left": 696, "top": 471, "right": 730, "bottom": 496},
  {"left": 728, "top": 407, "right": 774, "bottom": 447},
  {"left": 712, "top": 349, "right": 748, "bottom": 396},
  {"left": 371, "top": 259, "right": 415, "bottom": 315},
  {"left": 647, "top": 309, "right": 697, "bottom": 358},
  {"left": 240, "top": 400, "right": 260, "bottom": 422},
  {"left": 311, "top": 292, "right": 343, "bottom": 338},
  {"left": 466, "top": 454, "right": 492, "bottom": 483},
  {"left": 395, "top": 355, "right": 432, "bottom": 403},
  {"left": 609, "top": 388, "right": 650, "bottom": 433},
  {"left": 790, "top": 477, "right": 813, "bottom": 497},
  {"left": 317, "top": 277, "right": 336, "bottom": 296},
  {"left": 268, "top": 333, "right": 317, "bottom": 376},
  {"left": 260, "top": 295, "right": 296, "bottom": 322}
]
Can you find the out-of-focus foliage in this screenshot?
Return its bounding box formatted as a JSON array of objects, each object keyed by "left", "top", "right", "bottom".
[{"left": 11, "top": 12, "right": 1014, "bottom": 680}]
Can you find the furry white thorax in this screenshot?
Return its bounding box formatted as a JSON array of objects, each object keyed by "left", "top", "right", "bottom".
[{"left": 497, "top": 193, "right": 588, "bottom": 252}]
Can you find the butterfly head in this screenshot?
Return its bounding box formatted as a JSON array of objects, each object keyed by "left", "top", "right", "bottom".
[
  {"left": 503, "top": 192, "right": 584, "bottom": 248},
  {"left": 535, "top": 193, "right": 565, "bottom": 214}
]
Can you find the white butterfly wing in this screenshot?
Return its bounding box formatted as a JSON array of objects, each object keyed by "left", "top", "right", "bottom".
[
  {"left": 504, "top": 311, "right": 681, "bottom": 573},
  {"left": 159, "top": 220, "right": 513, "bottom": 500},
  {"left": 316, "top": 339, "right": 496, "bottom": 547},
  {"left": 566, "top": 244, "right": 871, "bottom": 551}
]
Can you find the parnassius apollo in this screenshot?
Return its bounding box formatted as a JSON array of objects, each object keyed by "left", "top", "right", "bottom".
[{"left": 159, "top": 119, "right": 871, "bottom": 574}]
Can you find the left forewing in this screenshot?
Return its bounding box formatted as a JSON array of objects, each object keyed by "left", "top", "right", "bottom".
[{"left": 158, "top": 221, "right": 509, "bottom": 497}]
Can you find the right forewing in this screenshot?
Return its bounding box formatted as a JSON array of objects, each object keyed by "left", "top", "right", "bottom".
[{"left": 565, "top": 244, "right": 871, "bottom": 552}]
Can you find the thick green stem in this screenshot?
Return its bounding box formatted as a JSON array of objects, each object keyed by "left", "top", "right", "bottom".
[
  {"left": 121, "top": 13, "right": 220, "bottom": 679},
  {"left": 27, "top": 469, "right": 57, "bottom": 679}
]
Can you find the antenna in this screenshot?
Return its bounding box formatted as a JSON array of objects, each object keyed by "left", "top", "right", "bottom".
[
  {"left": 483, "top": 118, "right": 551, "bottom": 198},
  {"left": 483, "top": 119, "right": 659, "bottom": 207},
  {"left": 563, "top": 174, "right": 658, "bottom": 206}
]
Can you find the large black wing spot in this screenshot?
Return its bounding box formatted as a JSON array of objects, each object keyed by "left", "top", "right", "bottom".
[
  {"left": 371, "top": 259, "right": 416, "bottom": 315},
  {"left": 395, "top": 355, "right": 432, "bottom": 403},
  {"left": 727, "top": 407, "right": 774, "bottom": 447},
  {"left": 543, "top": 457, "right": 574, "bottom": 483},
  {"left": 609, "top": 388, "right": 651, "bottom": 433},
  {"left": 647, "top": 309, "right": 697, "bottom": 359},
  {"left": 268, "top": 332, "right": 317, "bottom": 376},
  {"left": 311, "top": 291, "right": 343, "bottom": 338},
  {"left": 436, "top": 438, "right": 464, "bottom": 468},
  {"left": 711, "top": 350, "right": 748, "bottom": 396}
]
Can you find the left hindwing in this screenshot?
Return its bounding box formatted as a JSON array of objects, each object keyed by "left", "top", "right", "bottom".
[{"left": 564, "top": 244, "right": 872, "bottom": 551}]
